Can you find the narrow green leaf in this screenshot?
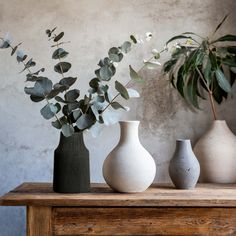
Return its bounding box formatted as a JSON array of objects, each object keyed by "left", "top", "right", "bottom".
[
  {"left": 213, "top": 14, "right": 229, "bottom": 34},
  {"left": 215, "top": 68, "right": 231, "bottom": 93},
  {"left": 212, "top": 34, "right": 236, "bottom": 43},
  {"left": 54, "top": 32, "right": 64, "bottom": 42},
  {"left": 111, "top": 102, "right": 126, "bottom": 110}
]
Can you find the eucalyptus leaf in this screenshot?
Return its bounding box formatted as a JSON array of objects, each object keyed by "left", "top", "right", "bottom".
[
  {"left": 59, "top": 77, "right": 77, "bottom": 88},
  {"left": 76, "top": 114, "right": 95, "bottom": 130},
  {"left": 130, "top": 35, "right": 137, "bottom": 44},
  {"left": 111, "top": 102, "right": 127, "bottom": 110},
  {"left": 99, "top": 65, "right": 113, "bottom": 81},
  {"left": 61, "top": 124, "right": 74, "bottom": 137},
  {"left": 52, "top": 48, "right": 68, "bottom": 59},
  {"left": 54, "top": 32, "right": 64, "bottom": 42},
  {"left": 40, "top": 103, "right": 58, "bottom": 120},
  {"left": 121, "top": 41, "right": 132, "bottom": 53},
  {"left": 115, "top": 80, "right": 129, "bottom": 100},
  {"left": 54, "top": 62, "right": 71, "bottom": 74},
  {"left": 129, "top": 65, "right": 143, "bottom": 82},
  {"left": 108, "top": 47, "right": 123, "bottom": 62},
  {"left": 64, "top": 89, "right": 80, "bottom": 102}
]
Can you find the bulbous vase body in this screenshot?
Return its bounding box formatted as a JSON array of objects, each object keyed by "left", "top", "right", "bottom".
[
  {"left": 103, "top": 121, "right": 156, "bottom": 193},
  {"left": 169, "top": 139, "right": 200, "bottom": 189},
  {"left": 194, "top": 120, "right": 236, "bottom": 183},
  {"left": 53, "top": 132, "right": 90, "bottom": 193}
]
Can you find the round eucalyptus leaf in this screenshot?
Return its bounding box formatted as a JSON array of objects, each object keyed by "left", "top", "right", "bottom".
[
  {"left": 59, "top": 77, "right": 77, "bottom": 88},
  {"left": 121, "top": 41, "right": 132, "bottom": 53},
  {"left": 64, "top": 89, "right": 80, "bottom": 102},
  {"left": 30, "top": 95, "right": 44, "bottom": 102},
  {"left": 76, "top": 114, "right": 95, "bottom": 130},
  {"left": 61, "top": 124, "right": 74, "bottom": 137},
  {"left": 99, "top": 65, "right": 113, "bottom": 81},
  {"left": 108, "top": 47, "right": 123, "bottom": 62},
  {"left": 89, "top": 78, "right": 99, "bottom": 88},
  {"left": 40, "top": 103, "right": 58, "bottom": 120},
  {"left": 52, "top": 48, "right": 69, "bottom": 59},
  {"left": 54, "top": 62, "right": 71, "bottom": 74}
]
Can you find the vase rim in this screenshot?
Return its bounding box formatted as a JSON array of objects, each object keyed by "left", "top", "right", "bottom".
[
  {"left": 119, "top": 120, "right": 140, "bottom": 124},
  {"left": 176, "top": 139, "right": 191, "bottom": 142}
]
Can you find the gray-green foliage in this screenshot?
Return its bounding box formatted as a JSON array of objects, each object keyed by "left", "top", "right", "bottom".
[
  {"left": 0, "top": 29, "right": 148, "bottom": 137},
  {"left": 163, "top": 15, "right": 236, "bottom": 119}
]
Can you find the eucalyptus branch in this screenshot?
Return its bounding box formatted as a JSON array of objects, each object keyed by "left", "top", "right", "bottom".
[{"left": 101, "top": 55, "right": 156, "bottom": 114}]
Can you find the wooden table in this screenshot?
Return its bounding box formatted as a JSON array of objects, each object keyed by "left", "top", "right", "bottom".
[{"left": 1, "top": 183, "right": 236, "bottom": 236}]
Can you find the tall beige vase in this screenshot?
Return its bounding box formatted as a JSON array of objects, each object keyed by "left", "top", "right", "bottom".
[{"left": 194, "top": 120, "right": 236, "bottom": 183}]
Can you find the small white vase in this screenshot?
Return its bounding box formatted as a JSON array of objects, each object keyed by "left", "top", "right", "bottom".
[
  {"left": 194, "top": 120, "right": 236, "bottom": 183},
  {"left": 103, "top": 121, "right": 156, "bottom": 193}
]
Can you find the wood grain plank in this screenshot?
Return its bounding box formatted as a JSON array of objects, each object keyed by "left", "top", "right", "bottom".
[
  {"left": 53, "top": 207, "right": 236, "bottom": 235},
  {"left": 27, "top": 206, "right": 52, "bottom": 236},
  {"left": 2, "top": 183, "right": 236, "bottom": 207}
]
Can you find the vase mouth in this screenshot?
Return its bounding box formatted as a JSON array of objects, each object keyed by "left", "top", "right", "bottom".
[
  {"left": 213, "top": 120, "right": 226, "bottom": 123},
  {"left": 119, "top": 120, "right": 140, "bottom": 124},
  {"left": 176, "top": 139, "right": 191, "bottom": 142}
]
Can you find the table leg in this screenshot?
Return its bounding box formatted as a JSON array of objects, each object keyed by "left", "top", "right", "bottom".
[{"left": 27, "top": 206, "right": 52, "bottom": 236}]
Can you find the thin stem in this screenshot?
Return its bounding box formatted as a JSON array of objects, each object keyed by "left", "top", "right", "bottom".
[
  {"left": 101, "top": 56, "right": 155, "bottom": 114},
  {"left": 196, "top": 67, "right": 217, "bottom": 120}
]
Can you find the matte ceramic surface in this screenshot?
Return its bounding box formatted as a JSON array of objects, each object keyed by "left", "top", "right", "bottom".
[
  {"left": 53, "top": 132, "right": 90, "bottom": 193},
  {"left": 194, "top": 120, "right": 236, "bottom": 183},
  {"left": 103, "top": 121, "right": 156, "bottom": 193},
  {"left": 169, "top": 139, "right": 200, "bottom": 189}
]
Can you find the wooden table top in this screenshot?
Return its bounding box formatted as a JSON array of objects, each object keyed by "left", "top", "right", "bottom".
[{"left": 1, "top": 182, "right": 236, "bottom": 207}]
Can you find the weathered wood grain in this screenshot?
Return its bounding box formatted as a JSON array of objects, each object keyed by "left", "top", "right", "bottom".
[
  {"left": 53, "top": 207, "right": 236, "bottom": 236},
  {"left": 27, "top": 206, "right": 52, "bottom": 236},
  {"left": 1, "top": 182, "right": 236, "bottom": 207}
]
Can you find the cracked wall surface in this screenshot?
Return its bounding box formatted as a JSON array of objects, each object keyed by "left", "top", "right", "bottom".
[{"left": 0, "top": 0, "right": 236, "bottom": 235}]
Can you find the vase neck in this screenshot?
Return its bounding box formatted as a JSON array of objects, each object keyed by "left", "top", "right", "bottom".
[
  {"left": 175, "top": 139, "right": 193, "bottom": 154},
  {"left": 118, "top": 121, "right": 140, "bottom": 144}
]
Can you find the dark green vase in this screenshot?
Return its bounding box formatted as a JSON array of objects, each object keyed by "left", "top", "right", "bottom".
[{"left": 53, "top": 132, "right": 90, "bottom": 193}]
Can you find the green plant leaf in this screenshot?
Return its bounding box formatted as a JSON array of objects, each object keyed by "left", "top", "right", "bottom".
[
  {"left": 76, "top": 114, "right": 95, "bottom": 130},
  {"left": 215, "top": 68, "right": 231, "bottom": 93},
  {"left": 202, "top": 54, "right": 212, "bottom": 85},
  {"left": 24, "top": 77, "right": 52, "bottom": 97},
  {"left": 108, "top": 47, "right": 123, "bottom": 62},
  {"left": 121, "top": 41, "right": 132, "bottom": 53},
  {"left": 99, "top": 65, "right": 113, "bottom": 81},
  {"left": 59, "top": 77, "right": 77, "bottom": 88},
  {"left": 212, "top": 34, "right": 236, "bottom": 43},
  {"left": 230, "top": 67, "right": 236, "bottom": 73},
  {"left": 40, "top": 103, "right": 58, "bottom": 120},
  {"left": 129, "top": 65, "right": 143, "bottom": 83},
  {"left": 111, "top": 101, "right": 126, "bottom": 110},
  {"left": 54, "top": 32, "right": 64, "bottom": 42},
  {"left": 166, "top": 35, "right": 196, "bottom": 45},
  {"left": 54, "top": 62, "right": 71, "bottom": 74},
  {"left": 130, "top": 35, "right": 137, "bottom": 44},
  {"left": 213, "top": 14, "right": 229, "bottom": 35},
  {"left": 52, "top": 48, "right": 69, "bottom": 59},
  {"left": 30, "top": 95, "right": 44, "bottom": 102},
  {"left": 221, "top": 58, "right": 236, "bottom": 67},
  {"left": 64, "top": 89, "right": 80, "bottom": 102},
  {"left": 72, "top": 109, "right": 82, "bottom": 120},
  {"left": 115, "top": 80, "right": 129, "bottom": 100},
  {"left": 61, "top": 124, "right": 74, "bottom": 137},
  {"left": 89, "top": 78, "right": 99, "bottom": 88}
]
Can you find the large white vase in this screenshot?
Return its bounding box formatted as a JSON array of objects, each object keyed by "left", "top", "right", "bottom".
[
  {"left": 194, "top": 120, "right": 236, "bottom": 183},
  {"left": 103, "top": 121, "right": 156, "bottom": 193}
]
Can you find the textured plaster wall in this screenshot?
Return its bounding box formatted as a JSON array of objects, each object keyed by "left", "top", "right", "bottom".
[{"left": 0, "top": 0, "right": 236, "bottom": 235}]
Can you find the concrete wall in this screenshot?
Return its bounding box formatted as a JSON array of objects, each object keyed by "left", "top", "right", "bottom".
[{"left": 0, "top": 0, "right": 236, "bottom": 235}]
